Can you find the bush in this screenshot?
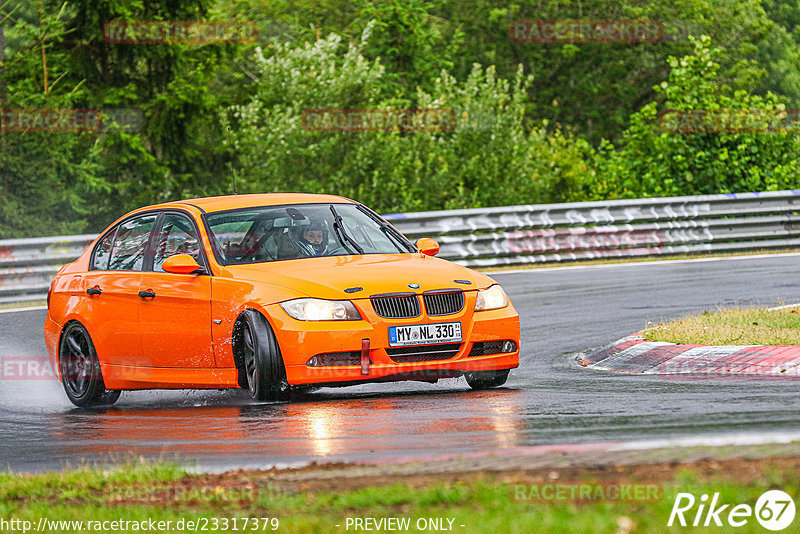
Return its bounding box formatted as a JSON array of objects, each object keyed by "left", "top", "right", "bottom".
[
  {"left": 585, "top": 36, "right": 800, "bottom": 200},
  {"left": 221, "top": 28, "right": 591, "bottom": 212}
]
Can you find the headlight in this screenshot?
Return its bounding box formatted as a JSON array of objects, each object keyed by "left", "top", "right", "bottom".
[
  {"left": 474, "top": 285, "right": 508, "bottom": 311},
  {"left": 280, "top": 298, "right": 361, "bottom": 321}
]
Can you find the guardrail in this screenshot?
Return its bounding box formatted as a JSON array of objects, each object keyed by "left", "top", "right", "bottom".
[
  {"left": 2, "top": 190, "right": 800, "bottom": 304},
  {"left": 0, "top": 235, "right": 97, "bottom": 304},
  {"left": 383, "top": 190, "right": 800, "bottom": 267}
]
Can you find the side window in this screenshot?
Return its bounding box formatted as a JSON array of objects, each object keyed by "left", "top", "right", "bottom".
[
  {"left": 91, "top": 230, "right": 116, "bottom": 271},
  {"left": 107, "top": 215, "right": 157, "bottom": 271},
  {"left": 153, "top": 213, "right": 202, "bottom": 272}
]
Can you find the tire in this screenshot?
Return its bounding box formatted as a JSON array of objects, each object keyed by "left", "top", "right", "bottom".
[
  {"left": 58, "top": 322, "right": 121, "bottom": 408},
  {"left": 235, "top": 310, "right": 288, "bottom": 401},
  {"left": 465, "top": 369, "right": 510, "bottom": 390}
]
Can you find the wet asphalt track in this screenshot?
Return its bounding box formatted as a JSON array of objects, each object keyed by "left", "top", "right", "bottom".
[{"left": 2, "top": 254, "right": 800, "bottom": 473}]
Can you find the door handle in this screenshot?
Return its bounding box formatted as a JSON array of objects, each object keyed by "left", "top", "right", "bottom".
[
  {"left": 138, "top": 290, "right": 156, "bottom": 299},
  {"left": 86, "top": 287, "right": 102, "bottom": 296}
]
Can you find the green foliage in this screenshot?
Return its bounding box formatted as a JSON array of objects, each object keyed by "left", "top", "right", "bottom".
[
  {"left": 58, "top": 0, "right": 237, "bottom": 228},
  {"left": 3, "top": 460, "right": 800, "bottom": 534},
  {"left": 0, "top": 1, "right": 95, "bottom": 237},
  {"left": 0, "top": 0, "right": 234, "bottom": 236},
  {"left": 221, "top": 32, "right": 589, "bottom": 212},
  {"left": 3, "top": 0, "right": 800, "bottom": 238},
  {"left": 585, "top": 36, "right": 800, "bottom": 199},
  {"left": 213, "top": 0, "right": 800, "bottom": 142},
  {"left": 355, "top": 0, "right": 464, "bottom": 91}
]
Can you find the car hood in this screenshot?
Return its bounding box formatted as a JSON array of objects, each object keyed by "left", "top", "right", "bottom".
[{"left": 222, "top": 253, "right": 496, "bottom": 300}]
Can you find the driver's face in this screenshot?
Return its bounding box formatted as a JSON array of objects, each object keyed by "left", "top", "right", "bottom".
[{"left": 304, "top": 229, "right": 323, "bottom": 245}]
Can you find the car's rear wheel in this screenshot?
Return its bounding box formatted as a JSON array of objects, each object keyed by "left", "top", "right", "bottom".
[
  {"left": 465, "top": 369, "right": 510, "bottom": 390},
  {"left": 235, "top": 310, "right": 289, "bottom": 401},
  {"left": 59, "top": 322, "right": 120, "bottom": 408}
]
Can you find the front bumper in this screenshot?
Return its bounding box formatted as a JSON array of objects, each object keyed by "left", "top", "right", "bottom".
[{"left": 267, "top": 295, "right": 521, "bottom": 386}]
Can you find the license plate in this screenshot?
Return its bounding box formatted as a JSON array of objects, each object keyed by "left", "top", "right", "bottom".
[{"left": 388, "top": 322, "right": 462, "bottom": 347}]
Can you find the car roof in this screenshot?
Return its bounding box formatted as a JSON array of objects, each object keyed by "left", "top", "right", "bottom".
[{"left": 150, "top": 193, "right": 356, "bottom": 214}]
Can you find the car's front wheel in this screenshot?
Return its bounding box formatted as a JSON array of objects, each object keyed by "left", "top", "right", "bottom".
[
  {"left": 58, "top": 322, "right": 120, "bottom": 408},
  {"left": 235, "top": 310, "right": 289, "bottom": 401},
  {"left": 465, "top": 369, "right": 510, "bottom": 390}
]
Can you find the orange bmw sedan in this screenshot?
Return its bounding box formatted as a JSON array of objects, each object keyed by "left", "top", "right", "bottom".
[{"left": 44, "top": 194, "right": 520, "bottom": 407}]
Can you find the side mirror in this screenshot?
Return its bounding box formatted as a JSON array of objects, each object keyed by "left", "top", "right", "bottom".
[
  {"left": 415, "top": 238, "right": 440, "bottom": 257},
  {"left": 162, "top": 254, "right": 204, "bottom": 275}
]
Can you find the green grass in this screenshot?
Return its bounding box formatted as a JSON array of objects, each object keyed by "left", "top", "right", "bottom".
[
  {"left": 645, "top": 306, "right": 800, "bottom": 345},
  {"left": 1, "top": 462, "right": 798, "bottom": 533},
  {"left": 0, "top": 300, "right": 46, "bottom": 311}
]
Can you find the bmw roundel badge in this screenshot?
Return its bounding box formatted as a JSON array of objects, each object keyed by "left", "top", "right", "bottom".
[{"left": 408, "top": 283, "right": 420, "bottom": 289}]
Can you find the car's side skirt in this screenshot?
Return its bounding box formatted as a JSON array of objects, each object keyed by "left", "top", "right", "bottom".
[{"left": 101, "top": 364, "right": 240, "bottom": 390}]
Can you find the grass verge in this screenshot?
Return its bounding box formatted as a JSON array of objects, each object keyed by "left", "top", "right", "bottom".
[
  {"left": 1, "top": 456, "right": 799, "bottom": 533},
  {"left": 645, "top": 306, "right": 800, "bottom": 345},
  {"left": 0, "top": 300, "right": 46, "bottom": 311}
]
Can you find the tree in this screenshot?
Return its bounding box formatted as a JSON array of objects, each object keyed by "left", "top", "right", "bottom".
[
  {"left": 586, "top": 36, "right": 800, "bottom": 200},
  {"left": 222, "top": 30, "right": 591, "bottom": 212}
]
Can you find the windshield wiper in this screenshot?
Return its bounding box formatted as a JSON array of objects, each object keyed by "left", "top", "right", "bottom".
[
  {"left": 330, "top": 205, "right": 365, "bottom": 255},
  {"left": 356, "top": 205, "right": 415, "bottom": 252},
  {"left": 382, "top": 221, "right": 414, "bottom": 252}
]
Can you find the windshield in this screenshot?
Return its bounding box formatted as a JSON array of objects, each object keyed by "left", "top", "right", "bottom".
[{"left": 205, "top": 203, "right": 415, "bottom": 265}]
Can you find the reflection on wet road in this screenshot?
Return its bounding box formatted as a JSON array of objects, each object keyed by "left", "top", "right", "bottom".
[{"left": 25, "top": 390, "right": 525, "bottom": 470}]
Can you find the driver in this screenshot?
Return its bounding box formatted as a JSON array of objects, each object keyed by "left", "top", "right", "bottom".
[{"left": 295, "top": 219, "right": 329, "bottom": 257}]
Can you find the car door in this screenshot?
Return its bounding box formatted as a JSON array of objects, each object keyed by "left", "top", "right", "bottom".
[
  {"left": 138, "top": 211, "right": 215, "bottom": 368},
  {"left": 83, "top": 214, "right": 158, "bottom": 368}
]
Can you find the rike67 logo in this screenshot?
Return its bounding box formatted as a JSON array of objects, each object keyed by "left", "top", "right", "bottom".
[{"left": 669, "top": 490, "right": 796, "bottom": 531}]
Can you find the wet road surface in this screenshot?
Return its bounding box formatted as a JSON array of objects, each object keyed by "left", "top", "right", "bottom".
[{"left": 2, "top": 254, "right": 800, "bottom": 473}]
